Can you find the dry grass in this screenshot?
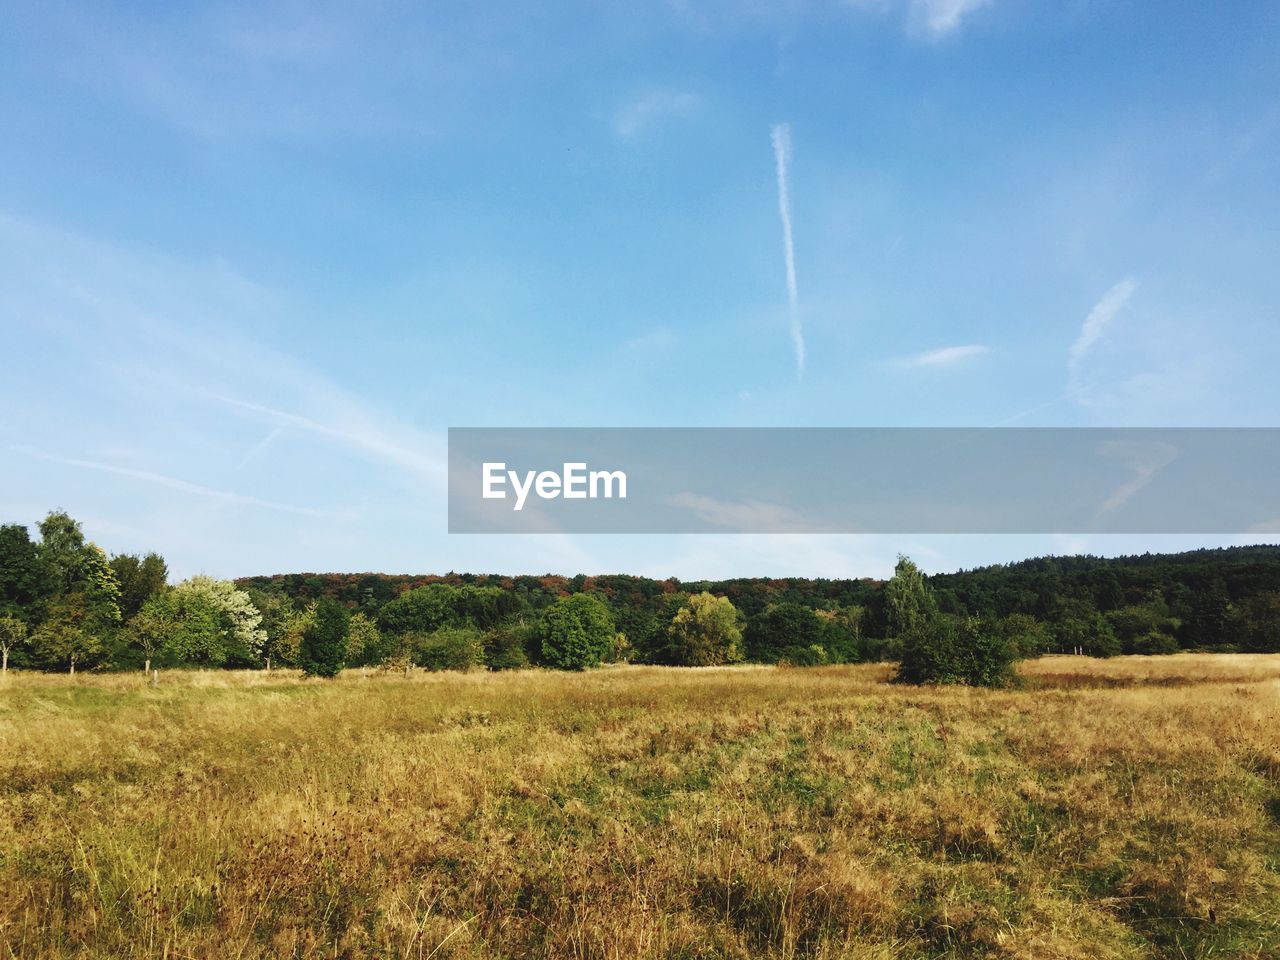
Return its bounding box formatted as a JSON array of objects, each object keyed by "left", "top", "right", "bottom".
[{"left": 2, "top": 655, "right": 1279, "bottom": 959}]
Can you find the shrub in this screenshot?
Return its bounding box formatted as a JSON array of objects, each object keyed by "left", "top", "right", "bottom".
[
  {"left": 777, "top": 644, "right": 828, "bottom": 667},
  {"left": 538, "top": 594, "right": 615, "bottom": 670},
  {"left": 1132, "top": 630, "right": 1180, "bottom": 656},
  {"left": 299, "top": 598, "right": 349, "bottom": 678},
  {"left": 482, "top": 625, "right": 529, "bottom": 671},
  {"left": 411, "top": 627, "right": 483, "bottom": 671},
  {"left": 897, "top": 614, "right": 1017, "bottom": 687}
]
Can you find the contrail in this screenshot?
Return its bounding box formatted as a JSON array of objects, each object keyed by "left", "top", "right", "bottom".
[{"left": 771, "top": 123, "right": 805, "bottom": 378}]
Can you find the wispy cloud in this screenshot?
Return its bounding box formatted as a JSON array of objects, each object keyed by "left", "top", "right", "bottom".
[
  {"left": 0, "top": 213, "right": 448, "bottom": 495},
  {"left": 191, "top": 391, "right": 447, "bottom": 489},
  {"left": 666, "top": 492, "right": 811, "bottom": 532},
  {"left": 904, "top": 344, "right": 990, "bottom": 368},
  {"left": 1094, "top": 439, "right": 1179, "bottom": 518},
  {"left": 1068, "top": 277, "right": 1138, "bottom": 396},
  {"left": 234, "top": 426, "right": 285, "bottom": 471},
  {"left": 908, "top": 0, "right": 994, "bottom": 38},
  {"left": 11, "top": 445, "right": 331, "bottom": 518},
  {"left": 612, "top": 89, "right": 700, "bottom": 139},
  {"left": 771, "top": 123, "right": 805, "bottom": 378}
]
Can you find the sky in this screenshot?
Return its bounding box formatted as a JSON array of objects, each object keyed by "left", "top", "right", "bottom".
[{"left": 2, "top": 0, "right": 1279, "bottom": 581}]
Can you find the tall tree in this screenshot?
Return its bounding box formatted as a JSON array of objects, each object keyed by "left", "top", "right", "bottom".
[
  {"left": 0, "top": 523, "right": 49, "bottom": 621},
  {"left": 299, "top": 598, "right": 348, "bottom": 678},
  {"left": 37, "top": 511, "right": 87, "bottom": 594},
  {"left": 127, "top": 592, "right": 175, "bottom": 671},
  {"left": 77, "top": 546, "right": 124, "bottom": 637},
  {"left": 884, "top": 556, "right": 937, "bottom": 638},
  {"left": 110, "top": 552, "right": 169, "bottom": 621}
]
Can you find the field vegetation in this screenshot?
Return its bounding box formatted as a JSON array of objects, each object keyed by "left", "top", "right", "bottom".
[{"left": 3, "top": 654, "right": 1279, "bottom": 959}]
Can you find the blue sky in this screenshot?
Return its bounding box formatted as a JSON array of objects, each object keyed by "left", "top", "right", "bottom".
[{"left": 2, "top": 0, "right": 1278, "bottom": 580}]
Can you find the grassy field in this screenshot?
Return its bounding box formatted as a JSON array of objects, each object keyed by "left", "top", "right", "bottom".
[{"left": 2, "top": 656, "right": 1279, "bottom": 959}]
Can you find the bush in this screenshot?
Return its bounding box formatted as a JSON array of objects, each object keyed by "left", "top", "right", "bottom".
[
  {"left": 299, "top": 598, "right": 349, "bottom": 678},
  {"left": 483, "top": 625, "right": 529, "bottom": 671},
  {"left": 411, "top": 627, "right": 483, "bottom": 671},
  {"left": 1132, "top": 630, "right": 1180, "bottom": 656},
  {"left": 897, "top": 614, "right": 1017, "bottom": 687},
  {"left": 538, "top": 594, "right": 615, "bottom": 670},
  {"left": 777, "top": 644, "right": 828, "bottom": 667}
]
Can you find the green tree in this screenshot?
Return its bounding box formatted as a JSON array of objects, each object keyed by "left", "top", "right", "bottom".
[
  {"left": 897, "top": 614, "right": 1017, "bottom": 687},
  {"left": 657, "top": 592, "right": 744, "bottom": 666},
  {"left": 299, "top": 598, "right": 348, "bottom": 677},
  {"left": 995, "top": 612, "right": 1051, "bottom": 658},
  {"left": 0, "top": 615, "right": 26, "bottom": 673},
  {"left": 110, "top": 552, "right": 169, "bottom": 621},
  {"left": 37, "top": 510, "right": 88, "bottom": 594},
  {"left": 816, "top": 606, "right": 864, "bottom": 663},
  {"left": 30, "top": 598, "right": 107, "bottom": 673},
  {"left": 538, "top": 593, "right": 615, "bottom": 670},
  {"left": 1050, "top": 599, "right": 1119, "bottom": 657},
  {"left": 157, "top": 591, "right": 229, "bottom": 666},
  {"left": 379, "top": 584, "right": 458, "bottom": 635},
  {"left": 0, "top": 523, "right": 50, "bottom": 622},
  {"left": 1105, "top": 604, "right": 1180, "bottom": 654},
  {"left": 744, "top": 602, "right": 821, "bottom": 663},
  {"left": 345, "top": 611, "right": 382, "bottom": 666},
  {"left": 410, "top": 626, "right": 482, "bottom": 671},
  {"left": 483, "top": 624, "right": 530, "bottom": 670},
  {"left": 884, "top": 556, "right": 937, "bottom": 638},
  {"left": 173, "top": 576, "right": 266, "bottom": 665},
  {"left": 1234, "top": 592, "right": 1280, "bottom": 653},
  {"left": 128, "top": 591, "right": 176, "bottom": 671},
  {"left": 1182, "top": 580, "right": 1231, "bottom": 648}
]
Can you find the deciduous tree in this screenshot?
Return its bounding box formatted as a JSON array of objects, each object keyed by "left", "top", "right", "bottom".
[
  {"left": 0, "top": 615, "right": 26, "bottom": 673},
  {"left": 538, "top": 593, "right": 614, "bottom": 670},
  {"left": 299, "top": 598, "right": 348, "bottom": 678}
]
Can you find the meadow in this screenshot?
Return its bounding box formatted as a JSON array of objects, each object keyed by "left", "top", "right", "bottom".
[{"left": 2, "top": 655, "right": 1279, "bottom": 959}]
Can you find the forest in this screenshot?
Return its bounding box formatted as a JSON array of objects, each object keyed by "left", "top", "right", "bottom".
[{"left": 3, "top": 509, "right": 1280, "bottom": 682}]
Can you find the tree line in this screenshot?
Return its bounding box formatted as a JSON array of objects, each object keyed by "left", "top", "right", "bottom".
[{"left": 4, "top": 510, "right": 1280, "bottom": 685}]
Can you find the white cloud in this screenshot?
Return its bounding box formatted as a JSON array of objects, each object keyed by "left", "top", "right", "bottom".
[
  {"left": 908, "top": 0, "right": 994, "bottom": 37},
  {"left": 1068, "top": 277, "right": 1138, "bottom": 398},
  {"left": 11, "top": 445, "right": 332, "bottom": 518},
  {"left": 1093, "top": 439, "right": 1179, "bottom": 518},
  {"left": 666, "top": 492, "right": 812, "bottom": 532},
  {"left": 771, "top": 123, "right": 806, "bottom": 378},
  {"left": 612, "top": 89, "right": 700, "bottom": 139},
  {"left": 904, "top": 344, "right": 990, "bottom": 368}
]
